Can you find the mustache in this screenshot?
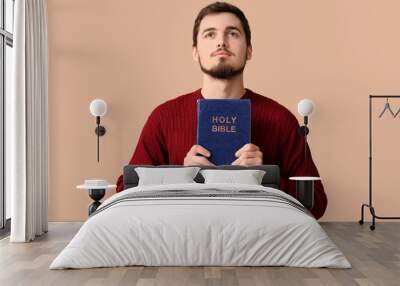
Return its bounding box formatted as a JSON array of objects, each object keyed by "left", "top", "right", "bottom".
[{"left": 211, "top": 48, "right": 234, "bottom": 57}]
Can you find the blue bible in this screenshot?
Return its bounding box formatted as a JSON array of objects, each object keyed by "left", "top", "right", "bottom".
[{"left": 197, "top": 99, "right": 251, "bottom": 165}]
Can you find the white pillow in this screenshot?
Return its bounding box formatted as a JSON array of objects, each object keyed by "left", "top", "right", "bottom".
[
  {"left": 135, "top": 167, "right": 201, "bottom": 186},
  {"left": 200, "top": 169, "right": 266, "bottom": 185}
]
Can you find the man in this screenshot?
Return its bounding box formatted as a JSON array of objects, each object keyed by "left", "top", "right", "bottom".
[{"left": 115, "top": 2, "right": 327, "bottom": 219}]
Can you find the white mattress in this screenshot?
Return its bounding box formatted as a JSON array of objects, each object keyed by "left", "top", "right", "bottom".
[{"left": 50, "top": 183, "right": 351, "bottom": 269}]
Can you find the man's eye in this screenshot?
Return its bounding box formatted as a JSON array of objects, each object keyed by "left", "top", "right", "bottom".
[
  {"left": 205, "top": 32, "right": 215, "bottom": 38},
  {"left": 229, "top": 32, "right": 239, "bottom": 38}
]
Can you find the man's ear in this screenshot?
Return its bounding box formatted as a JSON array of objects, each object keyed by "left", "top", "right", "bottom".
[
  {"left": 192, "top": 46, "right": 199, "bottom": 62},
  {"left": 246, "top": 45, "right": 253, "bottom": 61}
]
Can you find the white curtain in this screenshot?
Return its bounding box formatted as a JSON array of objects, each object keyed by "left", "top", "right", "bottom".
[{"left": 9, "top": 0, "right": 49, "bottom": 242}]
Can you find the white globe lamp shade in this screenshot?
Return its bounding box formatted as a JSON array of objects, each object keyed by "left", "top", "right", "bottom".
[
  {"left": 297, "top": 99, "right": 314, "bottom": 117},
  {"left": 90, "top": 99, "right": 107, "bottom": 117}
]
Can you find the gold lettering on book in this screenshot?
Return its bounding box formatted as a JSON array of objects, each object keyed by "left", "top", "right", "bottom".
[
  {"left": 211, "top": 116, "right": 237, "bottom": 124},
  {"left": 211, "top": 125, "right": 236, "bottom": 133},
  {"left": 211, "top": 116, "right": 237, "bottom": 133}
]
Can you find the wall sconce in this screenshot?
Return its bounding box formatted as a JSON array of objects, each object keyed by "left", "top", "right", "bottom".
[
  {"left": 89, "top": 99, "right": 107, "bottom": 162},
  {"left": 297, "top": 99, "right": 314, "bottom": 161}
]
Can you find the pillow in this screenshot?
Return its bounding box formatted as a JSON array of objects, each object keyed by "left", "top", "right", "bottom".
[
  {"left": 200, "top": 169, "right": 266, "bottom": 185},
  {"left": 135, "top": 167, "right": 201, "bottom": 186}
]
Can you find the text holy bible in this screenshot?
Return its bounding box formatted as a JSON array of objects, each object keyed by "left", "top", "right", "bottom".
[{"left": 197, "top": 99, "right": 251, "bottom": 165}]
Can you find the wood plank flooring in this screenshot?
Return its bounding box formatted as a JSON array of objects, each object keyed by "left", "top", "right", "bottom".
[{"left": 0, "top": 222, "right": 399, "bottom": 286}]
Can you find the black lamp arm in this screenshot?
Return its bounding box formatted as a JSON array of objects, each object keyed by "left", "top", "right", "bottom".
[
  {"left": 304, "top": 115, "right": 308, "bottom": 125},
  {"left": 94, "top": 116, "right": 106, "bottom": 162},
  {"left": 297, "top": 116, "right": 310, "bottom": 161}
]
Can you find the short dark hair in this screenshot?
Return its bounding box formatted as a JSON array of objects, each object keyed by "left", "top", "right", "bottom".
[{"left": 192, "top": 2, "right": 251, "bottom": 47}]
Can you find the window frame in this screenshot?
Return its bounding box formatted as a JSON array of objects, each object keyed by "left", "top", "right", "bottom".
[{"left": 0, "top": 0, "right": 14, "bottom": 233}]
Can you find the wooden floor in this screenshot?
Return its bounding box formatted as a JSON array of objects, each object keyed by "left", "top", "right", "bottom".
[{"left": 0, "top": 222, "right": 399, "bottom": 286}]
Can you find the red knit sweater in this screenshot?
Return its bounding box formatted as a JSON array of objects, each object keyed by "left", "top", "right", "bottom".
[{"left": 116, "top": 88, "right": 327, "bottom": 219}]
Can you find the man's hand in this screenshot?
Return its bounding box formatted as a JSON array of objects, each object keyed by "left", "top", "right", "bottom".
[
  {"left": 184, "top": 145, "right": 215, "bottom": 166},
  {"left": 232, "top": 143, "right": 263, "bottom": 166}
]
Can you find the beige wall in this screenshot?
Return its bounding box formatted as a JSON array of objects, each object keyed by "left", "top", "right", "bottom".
[{"left": 47, "top": 0, "right": 400, "bottom": 221}]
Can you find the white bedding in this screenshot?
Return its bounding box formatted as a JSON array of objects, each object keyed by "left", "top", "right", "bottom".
[{"left": 50, "top": 183, "right": 351, "bottom": 269}]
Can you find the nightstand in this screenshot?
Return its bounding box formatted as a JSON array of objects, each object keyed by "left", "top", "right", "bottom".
[
  {"left": 77, "top": 180, "right": 116, "bottom": 216},
  {"left": 289, "top": 176, "right": 321, "bottom": 210}
]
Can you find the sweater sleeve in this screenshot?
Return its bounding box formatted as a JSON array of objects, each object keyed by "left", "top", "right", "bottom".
[
  {"left": 115, "top": 106, "right": 169, "bottom": 192},
  {"left": 277, "top": 113, "right": 327, "bottom": 220}
]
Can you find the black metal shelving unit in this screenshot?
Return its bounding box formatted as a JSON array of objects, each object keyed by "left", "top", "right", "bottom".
[{"left": 359, "top": 95, "right": 400, "bottom": 230}]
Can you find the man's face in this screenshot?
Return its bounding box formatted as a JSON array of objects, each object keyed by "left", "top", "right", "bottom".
[{"left": 193, "top": 12, "right": 252, "bottom": 79}]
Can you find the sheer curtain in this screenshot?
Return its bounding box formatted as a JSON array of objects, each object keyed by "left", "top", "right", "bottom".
[{"left": 9, "top": 0, "right": 48, "bottom": 242}]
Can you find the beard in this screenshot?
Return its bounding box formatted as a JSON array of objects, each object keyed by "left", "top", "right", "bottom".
[{"left": 199, "top": 57, "right": 246, "bottom": 80}]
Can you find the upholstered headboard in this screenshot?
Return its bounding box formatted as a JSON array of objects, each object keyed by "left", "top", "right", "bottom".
[{"left": 123, "top": 165, "right": 280, "bottom": 189}]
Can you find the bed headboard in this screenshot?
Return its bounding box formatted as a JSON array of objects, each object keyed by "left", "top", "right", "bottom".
[{"left": 123, "top": 165, "right": 280, "bottom": 190}]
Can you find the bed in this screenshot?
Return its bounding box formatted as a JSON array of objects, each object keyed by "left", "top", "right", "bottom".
[{"left": 50, "top": 165, "right": 351, "bottom": 269}]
